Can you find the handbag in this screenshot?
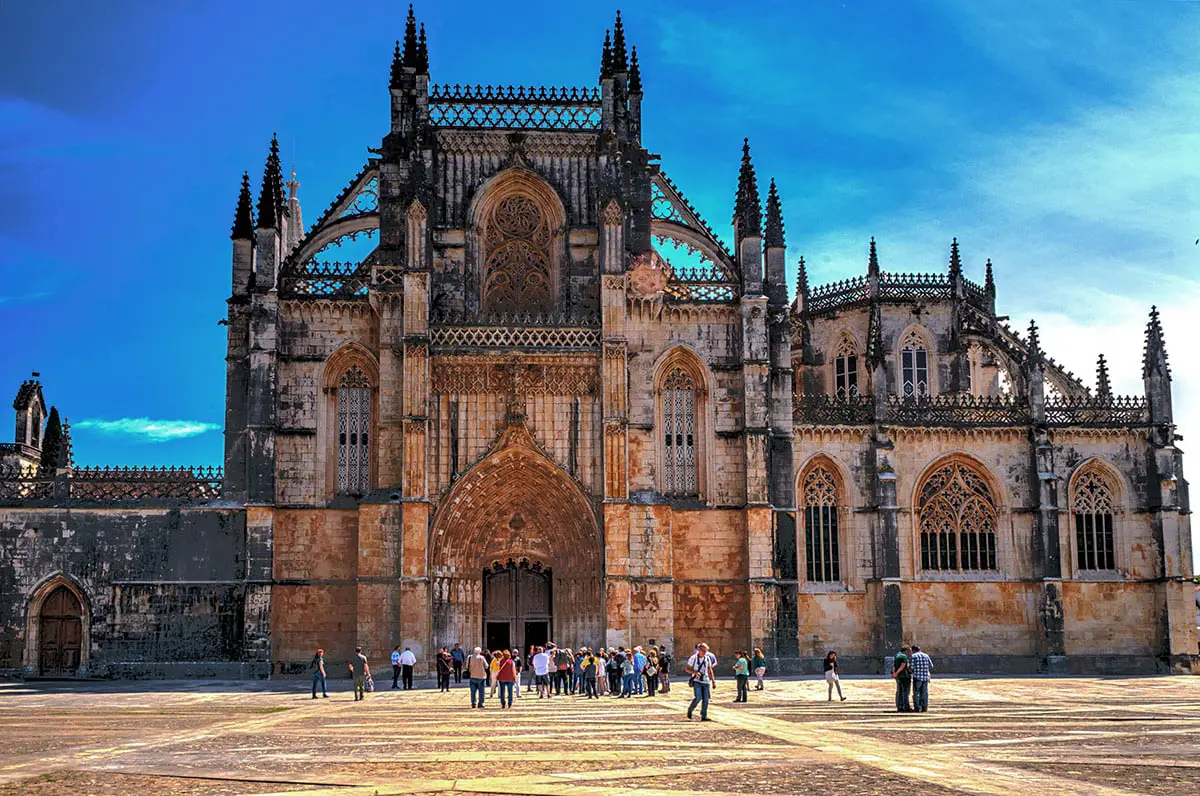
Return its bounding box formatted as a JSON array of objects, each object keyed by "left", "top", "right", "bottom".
[{"left": 365, "top": 674, "right": 375, "bottom": 692}]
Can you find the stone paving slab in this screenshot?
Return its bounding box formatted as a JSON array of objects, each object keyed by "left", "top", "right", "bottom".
[{"left": 0, "top": 676, "right": 1197, "bottom": 794}]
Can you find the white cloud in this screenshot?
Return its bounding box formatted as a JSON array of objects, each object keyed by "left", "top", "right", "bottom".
[{"left": 73, "top": 417, "right": 220, "bottom": 443}]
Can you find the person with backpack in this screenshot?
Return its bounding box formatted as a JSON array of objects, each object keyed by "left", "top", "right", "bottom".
[
  {"left": 311, "top": 648, "right": 328, "bottom": 699},
  {"left": 436, "top": 647, "right": 453, "bottom": 692},
  {"left": 686, "top": 642, "right": 717, "bottom": 721}
]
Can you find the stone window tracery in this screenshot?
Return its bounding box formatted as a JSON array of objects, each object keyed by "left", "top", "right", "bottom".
[
  {"left": 337, "top": 365, "right": 371, "bottom": 494},
  {"left": 833, "top": 335, "right": 859, "bottom": 400},
  {"left": 482, "top": 194, "right": 553, "bottom": 316},
  {"left": 802, "top": 463, "right": 841, "bottom": 582},
  {"left": 662, "top": 367, "right": 698, "bottom": 497},
  {"left": 900, "top": 328, "right": 930, "bottom": 398},
  {"left": 917, "top": 459, "right": 998, "bottom": 572},
  {"left": 1072, "top": 467, "right": 1117, "bottom": 571}
]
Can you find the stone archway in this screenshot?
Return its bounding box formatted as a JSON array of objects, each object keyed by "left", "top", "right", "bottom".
[
  {"left": 429, "top": 422, "right": 603, "bottom": 652},
  {"left": 24, "top": 575, "right": 89, "bottom": 676}
]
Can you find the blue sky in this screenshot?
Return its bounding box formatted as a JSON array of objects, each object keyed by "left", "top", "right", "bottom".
[{"left": 2, "top": 0, "right": 1197, "bottom": 476}]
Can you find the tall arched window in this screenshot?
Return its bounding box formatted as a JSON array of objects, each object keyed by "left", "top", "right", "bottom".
[
  {"left": 662, "top": 367, "right": 698, "bottom": 497},
  {"left": 801, "top": 463, "right": 841, "bottom": 582},
  {"left": 900, "top": 329, "right": 930, "bottom": 398},
  {"left": 1072, "top": 466, "right": 1117, "bottom": 571},
  {"left": 833, "top": 335, "right": 859, "bottom": 400},
  {"left": 337, "top": 365, "right": 371, "bottom": 494},
  {"left": 917, "top": 459, "right": 998, "bottom": 571},
  {"left": 482, "top": 194, "right": 553, "bottom": 316}
]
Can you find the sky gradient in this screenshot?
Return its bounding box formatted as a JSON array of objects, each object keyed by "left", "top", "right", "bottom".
[{"left": 2, "top": 1, "right": 1197, "bottom": 487}]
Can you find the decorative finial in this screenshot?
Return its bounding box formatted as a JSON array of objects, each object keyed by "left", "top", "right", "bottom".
[
  {"left": 600, "top": 29, "right": 613, "bottom": 79},
  {"left": 628, "top": 45, "right": 642, "bottom": 93},
  {"left": 734, "top": 137, "right": 761, "bottom": 238},
  {"left": 1027, "top": 319, "right": 1041, "bottom": 357},
  {"left": 402, "top": 3, "right": 419, "bottom": 67},
  {"left": 612, "top": 10, "right": 628, "bottom": 72},
  {"left": 984, "top": 257, "right": 995, "bottom": 295},
  {"left": 796, "top": 256, "right": 809, "bottom": 298},
  {"left": 416, "top": 22, "right": 429, "bottom": 73},
  {"left": 948, "top": 237, "right": 962, "bottom": 280},
  {"left": 764, "top": 177, "right": 785, "bottom": 248},
  {"left": 868, "top": 237, "right": 879, "bottom": 278},
  {"left": 390, "top": 40, "right": 403, "bottom": 88},
  {"left": 1095, "top": 354, "right": 1112, "bottom": 401},
  {"left": 231, "top": 171, "right": 255, "bottom": 240},
  {"left": 255, "top": 134, "right": 283, "bottom": 230},
  {"left": 1143, "top": 305, "right": 1171, "bottom": 379}
]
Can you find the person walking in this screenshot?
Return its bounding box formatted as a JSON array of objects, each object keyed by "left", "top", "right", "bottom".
[
  {"left": 824, "top": 651, "right": 846, "bottom": 702},
  {"left": 349, "top": 645, "right": 370, "bottom": 701},
  {"left": 311, "top": 648, "right": 328, "bottom": 699},
  {"left": 909, "top": 646, "right": 933, "bottom": 712},
  {"left": 643, "top": 649, "right": 660, "bottom": 697},
  {"left": 467, "top": 646, "right": 489, "bottom": 708},
  {"left": 532, "top": 645, "right": 551, "bottom": 698},
  {"left": 391, "top": 645, "right": 402, "bottom": 690},
  {"left": 496, "top": 650, "right": 517, "bottom": 709},
  {"left": 733, "top": 651, "right": 750, "bottom": 703},
  {"left": 892, "top": 646, "right": 912, "bottom": 712},
  {"left": 751, "top": 647, "right": 766, "bottom": 691},
  {"left": 525, "top": 646, "right": 536, "bottom": 693},
  {"left": 451, "top": 643, "right": 465, "bottom": 684},
  {"left": 658, "top": 645, "right": 672, "bottom": 694},
  {"left": 436, "top": 647, "right": 453, "bottom": 692},
  {"left": 489, "top": 650, "right": 502, "bottom": 698},
  {"left": 686, "top": 642, "right": 717, "bottom": 721},
  {"left": 399, "top": 646, "right": 416, "bottom": 690}
]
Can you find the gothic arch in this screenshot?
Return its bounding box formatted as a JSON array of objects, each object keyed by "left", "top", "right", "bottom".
[
  {"left": 829, "top": 330, "right": 863, "bottom": 399},
  {"left": 796, "top": 454, "right": 855, "bottom": 586},
  {"left": 896, "top": 323, "right": 936, "bottom": 398},
  {"left": 318, "top": 343, "right": 381, "bottom": 498},
  {"left": 24, "top": 574, "right": 90, "bottom": 676},
  {"left": 651, "top": 346, "right": 714, "bottom": 500},
  {"left": 911, "top": 454, "right": 1007, "bottom": 574},
  {"left": 1067, "top": 458, "right": 1128, "bottom": 575},
  {"left": 467, "top": 168, "right": 567, "bottom": 317},
  {"left": 429, "top": 423, "right": 603, "bottom": 651}
]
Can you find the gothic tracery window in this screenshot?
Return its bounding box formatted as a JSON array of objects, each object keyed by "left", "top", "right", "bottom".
[
  {"left": 802, "top": 464, "right": 841, "bottom": 582},
  {"left": 482, "top": 194, "right": 554, "bottom": 316},
  {"left": 337, "top": 365, "right": 371, "bottom": 494},
  {"left": 918, "top": 459, "right": 998, "bottom": 572},
  {"left": 1072, "top": 467, "right": 1117, "bottom": 571},
  {"left": 833, "top": 335, "right": 859, "bottom": 400},
  {"left": 900, "top": 329, "right": 930, "bottom": 398},
  {"left": 662, "top": 367, "right": 698, "bottom": 497}
]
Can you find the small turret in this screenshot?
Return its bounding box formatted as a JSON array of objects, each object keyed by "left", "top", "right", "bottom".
[
  {"left": 599, "top": 29, "right": 613, "bottom": 80},
  {"left": 401, "top": 4, "right": 420, "bottom": 68},
  {"left": 764, "top": 178, "right": 784, "bottom": 249},
  {"left": 1143, "top": 305, "right": 1173, "bottom": 425},
  {"left": 390, "top": 40, "right": 403, "bottom": 89},
  {"left": 416, "top": 23, "right": 429, "bottom": 73},
  {"left": 733, "top": 138, "right": 763, "bottom": 294},
  {"left": 255, "top": 134, "right": 283, "bottom": 231},
  {"left": 230, "top": 172, "right": 255, "bottom": 296},
  {"left": 612, "top": 10, "right": 628, "bottom": 72},
  {"left": 948, "top": 237, "right": 963, "bottom": 298},
  {"left": 230, "top": 172, "right": 255, "bottom": 240},
  {"left": 867, "top": 236, "right": 880, "bottom": 280},
  {"left": 763, "top": 178, "right": 787, "bottom": 307}
]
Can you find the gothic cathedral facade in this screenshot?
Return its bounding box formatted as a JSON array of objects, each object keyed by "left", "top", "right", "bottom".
[{"left": 1, "top": 9, "right": 1196, "bottom": 677}]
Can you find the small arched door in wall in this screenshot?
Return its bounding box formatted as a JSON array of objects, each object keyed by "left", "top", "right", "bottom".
[{"left": 39, "top": 586, "right": 83, "bottom": 675}]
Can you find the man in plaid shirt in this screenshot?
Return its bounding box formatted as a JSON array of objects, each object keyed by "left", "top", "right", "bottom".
[{"left": 909, "top": 646, "right": 933, "bottom": 712}]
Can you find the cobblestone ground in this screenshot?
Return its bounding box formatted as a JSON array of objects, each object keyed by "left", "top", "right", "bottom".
[{"left": 0, "top": 675, "right": 1197, "bottom": 795}]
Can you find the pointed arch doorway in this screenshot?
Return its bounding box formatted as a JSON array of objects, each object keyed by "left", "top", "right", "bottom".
[{"left": 430, "top": 423, "right": 602, "bottom": 652}]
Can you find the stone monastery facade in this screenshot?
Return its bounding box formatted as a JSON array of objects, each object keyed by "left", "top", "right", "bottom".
[{"left": 1, "top": 9, "right": 1196, "bottom": 678}]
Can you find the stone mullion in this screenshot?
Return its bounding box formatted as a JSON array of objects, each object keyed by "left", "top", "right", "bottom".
[{"left": 376, "top": 294, "right": 404, "bottom": 489}]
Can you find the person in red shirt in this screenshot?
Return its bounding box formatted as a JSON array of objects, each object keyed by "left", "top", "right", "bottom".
[{"left": 496, "top": 649, "right": 518, "bottom": 709}]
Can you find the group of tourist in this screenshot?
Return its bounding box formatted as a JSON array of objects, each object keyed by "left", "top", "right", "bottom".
[{"left": 310, "top": 640, "right": 938, "bottom": 716}]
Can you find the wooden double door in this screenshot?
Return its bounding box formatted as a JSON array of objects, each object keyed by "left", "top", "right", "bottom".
[
  {"left": 483, "top": 562, "right": 551, "bottom": 654},
  {"left": 39, "top": 586, "right": 83, "bottom": 675}
]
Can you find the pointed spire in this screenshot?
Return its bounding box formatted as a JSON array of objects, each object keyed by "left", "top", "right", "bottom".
[
  {"left": 764, "top": 178, "right": 785, "bottom": 249},
  {"left": 1143, "top": 305, "right": 1171, "bottom": 379},
  {"left": 867, "top": 237, "right": 880, "bottom": 278},
  {"left": 628, "top": 45, "right": 642, "bottom": 93},
  {"left": 256, "top": 134, "right": 283, "bottom": 230},
  {"left": 796, "top": 256, "right": 809, "bottom": 298},
  {"left": 1027, "top": 319, "right": 1041, "bottom": 358},
  {"left": 1095, "top": 354, "right": 1112, "bottom": 401},
  {"left": 390, "top": 40, "right": 403, "bottom": 88},
  {"left": 416, "top": 22, "right": 429, "bottom": 73},
  {"left": 402, "top": 3, "right": 419, "bottom": 67},
  {"left": 60, "top": 416, "right": 73, "bottom": 469},
  {"left": 612, "top": 10, "right": 628, "bottom": 72},
  {"left": 600, "top": 29, "right": 613, "bottom": 79},
  {"left": 867, "top": 302, "right": 885, "bottom": 367},
  {"left": 948, "top": 237, "right": 962, "bottom": 280},
  {"left": 231, "top": 171, "right": 254, "bottom": 240},
  {"left": 984, "top": 258, "right": 995, "bottom": 294},
  {"left": 734, "top": 138, "right": 762, "bottom": 237}
]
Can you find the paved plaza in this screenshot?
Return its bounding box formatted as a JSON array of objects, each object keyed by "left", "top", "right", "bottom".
[{"left": 0, "top": 675, "right": 1197, "bottom": 795}]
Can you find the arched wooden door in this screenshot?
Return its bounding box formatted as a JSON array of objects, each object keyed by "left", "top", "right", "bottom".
[
  {"left": 483, "top": 560, "right": 551, "bottom": 654},
  {"left": 39, "top": 586, "right": 83, "bottom": 675}
]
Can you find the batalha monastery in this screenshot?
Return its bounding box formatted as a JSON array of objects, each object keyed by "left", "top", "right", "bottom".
[{"left": 2, "top": 9, "right": 1195, "bottom": 679}]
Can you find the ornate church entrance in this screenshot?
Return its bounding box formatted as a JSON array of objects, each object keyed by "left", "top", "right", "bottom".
[
  {"left": 39, "top": 586, "right": 83, "bottom": 675},
  {"left": 483, "top": 559, "right": 551, "bottom": 653},
  {"left": 429, "top": 423, "right": 602, "bottom": 652}
]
